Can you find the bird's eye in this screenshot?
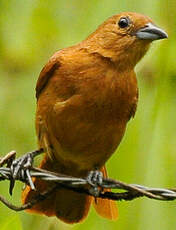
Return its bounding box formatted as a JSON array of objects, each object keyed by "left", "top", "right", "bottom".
[{"left": 118, "top": 17, "right": 130, "bottom": 28}]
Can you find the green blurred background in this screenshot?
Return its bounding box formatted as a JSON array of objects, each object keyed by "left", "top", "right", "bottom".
[{"left": 0, "top": 0, "right": 176, "bottom": 229}]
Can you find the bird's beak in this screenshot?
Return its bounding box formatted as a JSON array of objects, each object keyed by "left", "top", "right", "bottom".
[{"left": 135, "top": 23, "right": 168, "bottom": 41}]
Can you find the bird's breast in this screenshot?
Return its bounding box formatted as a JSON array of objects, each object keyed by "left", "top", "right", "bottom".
[
  {"left": 46, "top": 71, "right": 137, "bottom": 169},
  {"left": 80, "top": 68, "right": 138, "bottom": 122},
  {"left": 37, "top": 64, "right": 138, "bottom": 172}
]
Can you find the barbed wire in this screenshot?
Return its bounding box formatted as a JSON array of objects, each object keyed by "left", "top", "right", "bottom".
[{"left": 0, "top": 149, "right": 176, "bottom": 212}]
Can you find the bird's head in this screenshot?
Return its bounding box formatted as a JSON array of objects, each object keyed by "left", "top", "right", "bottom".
[{"left": 85, "top": 12, "right": 168, "bottom": 69}]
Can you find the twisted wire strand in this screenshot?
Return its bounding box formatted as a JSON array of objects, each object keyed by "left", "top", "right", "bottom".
[
  {"left": 0, "top": 165, "right": 176, "bottom": 212},
  {"left": 0, "top": 149, "right": 176, "bottom": 211}
]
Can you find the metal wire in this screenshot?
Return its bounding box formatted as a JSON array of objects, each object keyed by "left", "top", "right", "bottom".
[
  {"left": 0, "top": 149, "right": 176, "bottom": 212},
  {"left": 0, "top": 166, "right": 176, "bottom": 201}
]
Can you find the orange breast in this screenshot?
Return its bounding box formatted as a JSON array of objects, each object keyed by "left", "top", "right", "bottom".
[{"left": 36, "top": 64, "right": 138, "bottom": 173}]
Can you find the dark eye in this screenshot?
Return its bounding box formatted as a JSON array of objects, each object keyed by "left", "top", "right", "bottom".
[{"left": 118, "top": 17, "right": 130, "bottom": 28}]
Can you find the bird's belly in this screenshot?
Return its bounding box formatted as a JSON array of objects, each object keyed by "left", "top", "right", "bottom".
[{"left": 47, "top": 109, "right": 127, "bottom": 172}]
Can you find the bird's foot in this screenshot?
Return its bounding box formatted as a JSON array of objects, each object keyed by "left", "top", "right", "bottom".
[
  {"left": 9, "top": 149, "right": 43, "bottom": 195},
  {"left": 86, "top": 170, "right": 103, "bottom": 197}
]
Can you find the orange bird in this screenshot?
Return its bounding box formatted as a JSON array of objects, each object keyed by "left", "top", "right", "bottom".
[{"left": 22, "top": 12, "right": 167, "bottom": 223}]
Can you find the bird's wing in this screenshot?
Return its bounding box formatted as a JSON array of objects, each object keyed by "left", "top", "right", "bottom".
[{"left": 36, "top": 55, "right": 60, "bottom": 99}]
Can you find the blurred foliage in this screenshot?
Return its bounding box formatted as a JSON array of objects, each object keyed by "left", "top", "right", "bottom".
[{"left": 0, "top": 0, "right": 176, "bottom": 230}]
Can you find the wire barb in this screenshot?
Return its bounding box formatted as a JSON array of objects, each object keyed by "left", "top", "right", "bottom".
[{"left": 0, "top": 149, "right": 176, "bottom": 212}]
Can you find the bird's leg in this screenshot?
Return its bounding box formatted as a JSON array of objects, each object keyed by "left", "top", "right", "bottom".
[
  {"left": 9, "top": 149, "right": 43, "bottom": 195},
  {"left": 86, "top": 170, "right": 103, "bottom": 197}
]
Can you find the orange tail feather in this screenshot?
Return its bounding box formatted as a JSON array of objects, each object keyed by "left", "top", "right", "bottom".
[
  {"left": 22, "top": 157, "right": 118, "bottom": 223},
  {"left": 22, "top": 155, "right": 92, "bottom": 223},
  {"left": 93, "top": 166, "right": 118, "bottom": 220}
]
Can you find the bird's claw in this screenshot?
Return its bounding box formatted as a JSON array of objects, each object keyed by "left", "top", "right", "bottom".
[
  {"left": 11, "top": 152, "right": 34, "bottom": 179},
  {"left": 86, "top": 170, "right": 103, "bottom": 197},
  {"left": 9, "top": 152, "right": 37, "bottom": 195}
]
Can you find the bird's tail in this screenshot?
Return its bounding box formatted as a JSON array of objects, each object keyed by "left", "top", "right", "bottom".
[
  {"left": 93, "top": 166, "right": 118, "bottom": 220},
  {"left": 21, "top": 156, "right": 118, "bottom": 223}
]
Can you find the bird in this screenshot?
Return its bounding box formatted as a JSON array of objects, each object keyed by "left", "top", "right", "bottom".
[{"left": 21, "top": 12, "right": 168, "bottom": 224}]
